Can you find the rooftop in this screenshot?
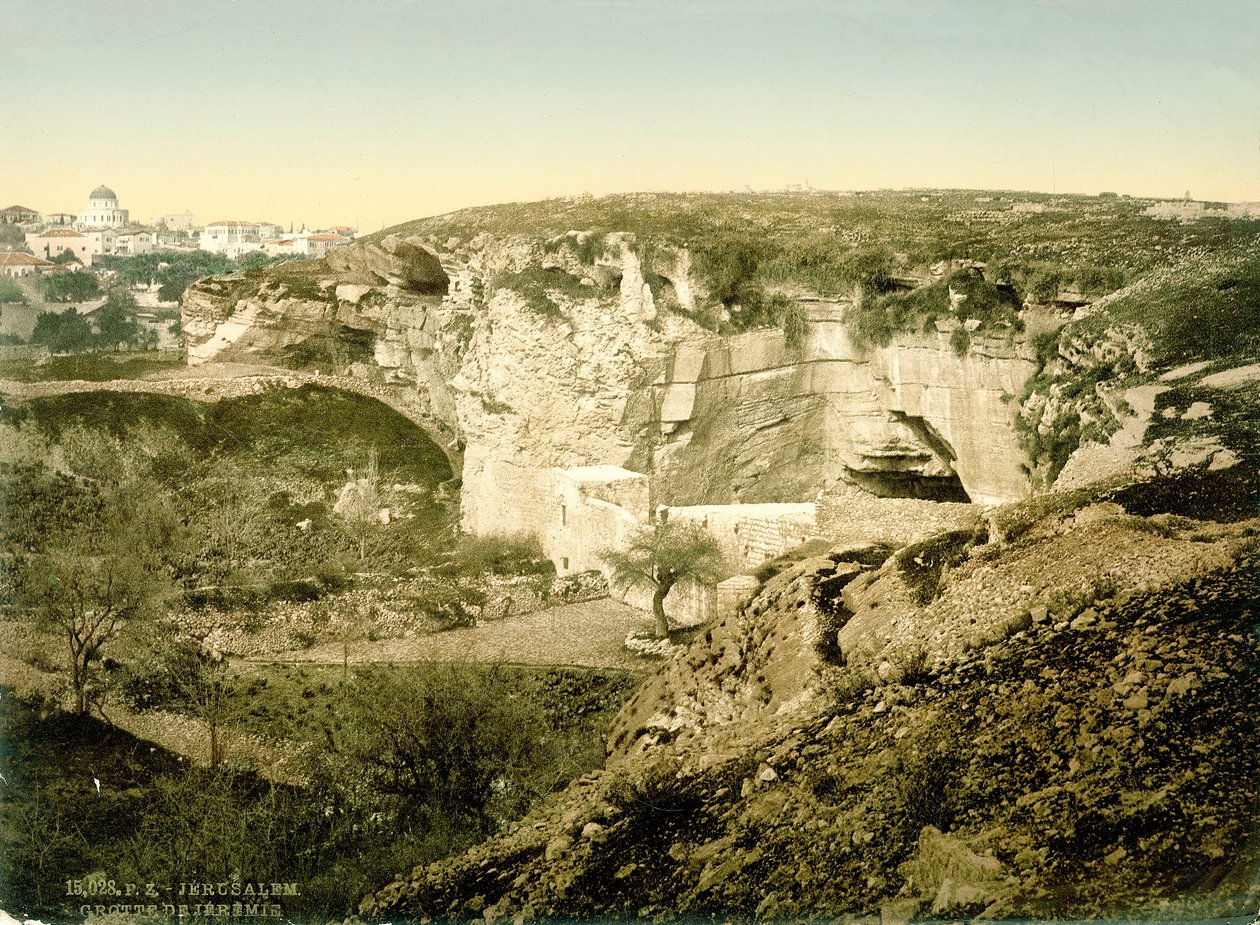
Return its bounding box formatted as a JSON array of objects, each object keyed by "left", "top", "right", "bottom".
[{"left": 0, "top": 252, "right": 52, "bottom": 266}]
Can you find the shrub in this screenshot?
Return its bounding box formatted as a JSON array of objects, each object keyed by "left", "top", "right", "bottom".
[
  {"left": 491, "top": 266, "right": 596, "bottom": 319},
  {"left": 949, "top": 325, "right": 971, "bottom": 357},
  {"left": 780, "top": 299, "right": 809, "bottom": 348},
  {"left": 454, "top": 531, "right": 553, "bottom": 577},
  {"left": 896, "top": 529, "right": 982, "bottom": 605}
]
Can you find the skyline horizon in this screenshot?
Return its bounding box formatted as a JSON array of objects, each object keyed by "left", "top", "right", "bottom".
[
  {"left": 7, "top": 180, "right": 1256, "bottom": 236},
  {"left": 7, "top": 1, "right": 1259, "bottom": 229}
]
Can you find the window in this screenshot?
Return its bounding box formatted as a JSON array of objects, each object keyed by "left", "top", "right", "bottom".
[
  {"left": 560, "top": 501, "right": 567, "bottom": 526},
  {"left": 561, "top": 557, "right": 569, "bottom": 571}
]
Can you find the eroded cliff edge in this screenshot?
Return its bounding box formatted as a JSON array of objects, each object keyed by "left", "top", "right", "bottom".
[{"left": 182, "top": 226, "right": 1035, "bottom": 523}]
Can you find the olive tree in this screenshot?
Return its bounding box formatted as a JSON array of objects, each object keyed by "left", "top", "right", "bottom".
[
  {"left": 601, "top": 519, "right": 726, "bottom": 637},
  {"left": 25, "top": 544, "right": 166, "bottom": 714}
]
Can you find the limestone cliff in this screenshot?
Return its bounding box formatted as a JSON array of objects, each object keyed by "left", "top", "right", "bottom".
[{"left": 181, "top": 223, "right": 1036, "bottom": 538}]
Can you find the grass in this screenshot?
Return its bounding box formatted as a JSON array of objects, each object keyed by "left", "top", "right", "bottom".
[
  {"left": 218, "top": 661, "right": 641, "bottom": 751},
  {"left": 1075, "top": 251, "right": 1260, "bottom": 367},
  {"left": 0, "top": 350, "right": 186, "bottom": 383},
  {"left": 490, "top": 266, "right": 598, "bottom": 319},
  {"left": 0, "top": 384, "right": 452, "bottom": 484},
  {"left": 377, "top": 189, "right": 1248, "bottom": 304}
]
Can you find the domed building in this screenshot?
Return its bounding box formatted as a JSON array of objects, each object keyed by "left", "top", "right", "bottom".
[{"left": 76, "top": 184, "right": 129, "bottom": 229}]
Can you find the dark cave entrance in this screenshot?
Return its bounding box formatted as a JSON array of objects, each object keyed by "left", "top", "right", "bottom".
[{"left": 843, "top": 467, "right": 973, "bottom": 503}]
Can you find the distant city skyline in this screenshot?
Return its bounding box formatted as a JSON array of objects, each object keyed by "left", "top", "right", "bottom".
[{"left": 6, "top": 0, "right": 1258, "bottom": 230}]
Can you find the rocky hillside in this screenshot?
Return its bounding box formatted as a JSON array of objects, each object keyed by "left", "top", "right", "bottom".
[{"left": 362, "top": 494, "right": 1260, "bottom": 922}]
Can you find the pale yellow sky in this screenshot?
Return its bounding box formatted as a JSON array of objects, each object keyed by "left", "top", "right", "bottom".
[{"left": 6, "top": 0, "right": 1259, "bottom": 229}]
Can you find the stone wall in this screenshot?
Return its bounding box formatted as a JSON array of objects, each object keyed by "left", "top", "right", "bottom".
[
  {"left": 815, "top": 483, "right": 979, "bottom": 547},
  {"left": 462, "top": 454, "right": 650, "bottom": 578},
  {"left": 665, "top": 503, "right": 818, "bottom": 573}
]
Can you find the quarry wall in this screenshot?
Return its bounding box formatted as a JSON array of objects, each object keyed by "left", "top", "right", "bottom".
[{"left": 181, "top": 231, "right": 1037, "bottom": 620}]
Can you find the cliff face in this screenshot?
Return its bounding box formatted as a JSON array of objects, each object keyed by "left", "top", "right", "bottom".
[{"left": 182, "top": 231, "right": 1035, "bottom": 523}]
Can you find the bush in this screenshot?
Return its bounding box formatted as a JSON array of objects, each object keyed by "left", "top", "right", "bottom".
[
  {"left": 492, "top": 266, "right": 596, "bottom": 319},
  {"left": 949, "top": 325, "right": 971, "bottom": 357},
  {"left": 895, "top": 529, "right": 982, "bottom": 605},
  {"left": 338, "top": 664, "right": 555, "bottom": 832},
  {"left": 454, "top": 531, "right": 553, "bottom": 577}
]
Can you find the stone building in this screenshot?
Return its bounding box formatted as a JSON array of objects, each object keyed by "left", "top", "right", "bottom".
[
  {"left": 27, "top": 228, "right": 93, "bottom": 265},
  {"left": 0, "top": 252, "right": 53, "bottom": 277},
  {"left": 76, "top": 184, "right": 129, "bottom": 229}
]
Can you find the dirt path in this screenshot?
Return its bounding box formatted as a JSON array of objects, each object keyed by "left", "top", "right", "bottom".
[{"left": 252, "top": 598, "right": 658, "bottom": 672}]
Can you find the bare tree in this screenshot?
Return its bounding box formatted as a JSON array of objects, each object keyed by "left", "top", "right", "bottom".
[{"left": 335, "top": 448, "right": 393, "bottom": 562}]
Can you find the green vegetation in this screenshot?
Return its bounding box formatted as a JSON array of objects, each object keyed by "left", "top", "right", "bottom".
[
  {"left": 490, "top": 266, "right": 597, "bottom": 319},
  {"left": 847, "top": 267, "right": 1023, "bottom": 350},
  {"left": 0, "top": 386, "right": 454, "bottom": 603},
  {"left": 0, "top": 277, "right": 27, "bottom": 305},
  {"left": 0, "top": 350, "right": 186, "bottom": 382},
  {"left": 1, "top": 660, "right": 641, "bottom": 921},
  {"left": 1017, "top": 249, "right": 1260, "bottom": 488},
  {"left": 453, "top": 531, "right": 553, "bottom": 577},
  {"left": 601, "top": 520, "right": 727, "bottom": 637},
  {"left": 1077, "top": 253, "right": 1260, "bottom": 366},
  {"left": 37, "top": 271, "right": 100, "bottom": 303},
  {"left": 895, "top": 528, "right": 986, "bottom": 605},
  {"left": 385, "top": 191, "right": 1202, "bottom": 349},
  {"left": 1102, "top": 381, "right": 1260, "bottom": 523},
  {"left": 29, "top": 307, "right": 93, "bottom": 352}
]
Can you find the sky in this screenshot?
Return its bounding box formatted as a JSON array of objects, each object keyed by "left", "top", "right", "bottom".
[{"left": 4, "top": 0, "right": 1259, "bottom": 230}]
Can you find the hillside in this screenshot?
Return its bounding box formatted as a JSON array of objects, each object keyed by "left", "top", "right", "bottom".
[{"left": 364, "top": 494, "right": 1260, "bottom": 922}]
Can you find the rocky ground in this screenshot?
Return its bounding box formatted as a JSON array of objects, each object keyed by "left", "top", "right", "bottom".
[{"left": 361, "top": 496, "right": 1260, "bottom": 923}]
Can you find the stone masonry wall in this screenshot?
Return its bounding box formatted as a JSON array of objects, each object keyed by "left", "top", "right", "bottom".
[{"left": 816, "top": 483, "right": 979, "bottom": 546}]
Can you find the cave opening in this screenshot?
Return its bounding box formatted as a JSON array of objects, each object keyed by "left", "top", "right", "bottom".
[{"left": 843, "top": 467, "right": 973, "bottom": 504}]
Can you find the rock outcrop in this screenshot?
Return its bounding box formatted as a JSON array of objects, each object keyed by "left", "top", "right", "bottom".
[{"left": 181, "top": 228, "right": 1036, "bottom": 533}]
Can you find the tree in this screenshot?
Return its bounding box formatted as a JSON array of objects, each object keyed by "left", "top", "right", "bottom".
[
  {"left": 37, "top": 271, "right": 101, "bottom": 303},
  {"left": 0, "top": 277, "right": 28, "bottom": 305},
  {"left": 155, "top": 251, "right": 232, "bottom": 302},
  {"left": 180, "top": 643, "right": 237, "bottom": 768},
  {"left": 30, "top": 308, "right": 92, "bottom": 353},
  {"left": 25, "top": 544, "right": 165, "bottom": 714},
  {"left": 601, "top": 519, "right": 726, "bottom": 637},
  {"left": 10, "top": 472, "right": 183, "bottom": 715},
  {"left": 94, "top": 286, "right": 141, "bottom": 348},
  {"left": 337, "top": 665, "right": 550, "bottom": 833}
]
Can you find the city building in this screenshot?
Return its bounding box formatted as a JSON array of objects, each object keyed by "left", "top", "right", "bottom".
[
  {"left": 302, "top": 233, "right": 351, "bottom": 258},
  {"left": 27, "top": 228, "right": 93, "bottom": 265},
  {"left": 0, "top": 252, "right": 54, "bottom": 277},
  {"left": 82, "top": 228, "right": 118, "bottom": 261},
  {"left": 116, "top": 229, "right": 156, "bottom": 255},
  {"left": 42, "top": 213, "right": 77, "bottom": 227},
  {"left": 158, "top": 210, "right": 197, "bottom": 232},
  {"left": 1, "top": 205, "right": 40, "bottom": 224},
  {"left": 76, "top": 184, "right": 130, "bottom": 229},
  {"left": 199, "top": 220, "right": 283, "bottom": 258}
]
